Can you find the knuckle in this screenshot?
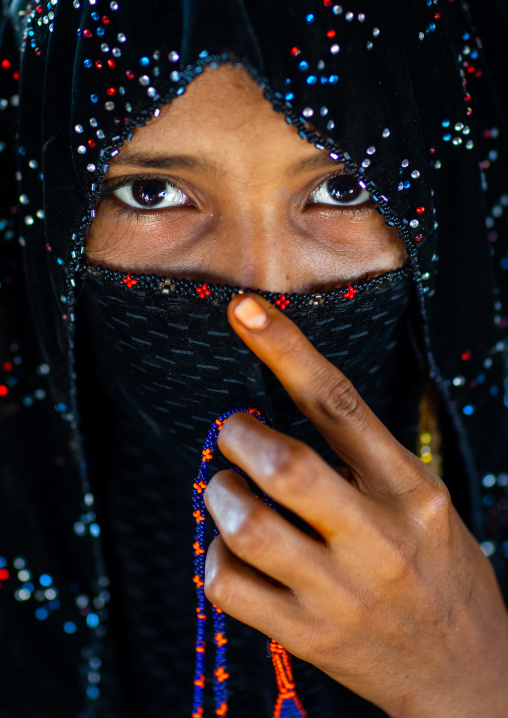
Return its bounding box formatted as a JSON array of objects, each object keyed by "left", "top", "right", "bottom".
[
  {"left": 267, "top": 440, "right": 316, "bottom": 494},
  {"left": 223, "top": 503, "right": 270, "bottom": 559},
  {"left": 204, "top": 565, "right": 234, "bottom": 608},
  {"left": 418, "top": 481, "right": 452, "bottom": 527},
  {"left": 272, "top": 324, "right": 305, "bottom": 364},
  {"left": 317, "top": 374, "right": 366, "bottom": 428}
]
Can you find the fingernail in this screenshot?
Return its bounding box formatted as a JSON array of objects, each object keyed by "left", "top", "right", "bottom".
[{"left": 233, "top": 295, "right": 268, "bottom": 329}]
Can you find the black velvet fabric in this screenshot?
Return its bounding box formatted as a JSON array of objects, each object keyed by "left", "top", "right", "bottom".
[{"left": 1, "top": 1, "right": 508, "bottom": 717}]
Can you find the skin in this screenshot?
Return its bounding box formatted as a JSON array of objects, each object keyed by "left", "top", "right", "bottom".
[
  {"left": 87, "top": 66, "right": 508, "bottom": 716},
  {"left": 87, "top": 66, "right": 407, "bottom": 291}
]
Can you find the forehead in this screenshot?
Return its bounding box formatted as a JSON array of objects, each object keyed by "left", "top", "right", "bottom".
[{"left": 113, "top": 65, "right": 332, "bottom": 166}]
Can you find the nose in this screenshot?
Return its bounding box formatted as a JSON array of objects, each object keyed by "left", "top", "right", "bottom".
[{"left": 212, "top": 196, "right": 300, "bottom": 294}]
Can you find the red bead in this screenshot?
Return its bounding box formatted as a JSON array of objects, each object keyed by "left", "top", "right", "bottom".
[
  {"left": 416, "top": 206, "right": 425, "bottom": 214},
  {"left": 0, "top": 386, "right": 8, "bottom": 397},
  {"left": 102, "top": 15, "right": 110, "bottom": 24},
  {"left": 95, "top": 60, "right": 102, "bottom": 69},
  {"left": 0, "top": 569, "right": 9, "bottom": 580},
  {"left": 13, "top": 71, "right": 19, "bottom": 80},
  {"left": 290, "top": 47, "right": 301, "bottom": 57},
  {"left": 106, "top": 87, "right": 116, "bottom": 96},
  {"left": 126, "top": 70, "right": 135, "bottom": 79},
  {"left": 83, "top": 28, "right": 92, "bottom": 38},
  {"left": 275, "top": 294, "right": 290, "bottom": 310},
  {"left": 1, "top": 59, "right": 10, "bottom": 70},
  {"left": 434, "top": 12, "right": 440, "bottom": 19},
  {"left": 2, "top": 362, "right": 13, "bottom": 371},
  {"left": 326, "top": 29, "right": 336, "bottom": 38},
  {"left": 107, "top": 59, "right": 116, "bottom": 68},
  {"left": 415, "top": 234, "right": 423, "bottom": 242},
  {"left": 88, "top": 139, "right": 96, "bottom": 148},
  {"left": 122, "top": 274, "right": 138, "bottom": 288},
  {"left": 36, "top": 5, "right": 43, "bottom": 12},
  {"left": 429, "top": 147, "right": 435, "bottom": 154},
  {"left": 461, "top": 351, "right": 472, "bottom": 361}
]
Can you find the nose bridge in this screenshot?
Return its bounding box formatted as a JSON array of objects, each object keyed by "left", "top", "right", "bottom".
[{"left": 222, "top": 196, "right": 292, "bottom": 292}]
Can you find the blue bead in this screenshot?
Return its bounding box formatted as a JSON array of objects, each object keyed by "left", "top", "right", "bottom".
[
  {"left": 96, "top": 27, "right": 104, "bottom": 36},
  {"left": 86, "top": 686, "right": 100, "bottom": 701},
  {"left": 140, "top": 56, "right": 150, "bottom": 66},
  {"left": 91, "top": 11, "right": 99, "bottom": 20},
  {"left": 63, "top": 622, "right": 77, "bottom": 634},
  {"left": 329, "top": 75, "right": 339, "bottom": 83},
  {"left": 305, "top": 13, "right": 314, "bottom": 22},
  {"left": 35, "top": 608, "right": 48, "bottom": 621},
  {"left": 90, "top": 94, "right": 98, "bottom": 103},
  {"left": 84, "top": 59, "right": 92, "bottom": 68},
  {"left": 0, "top": 557, "right": 6, "bottom": 569},
  {"left": 298, "top": 61, "right": 309, "bottom": 71},
  {"left": 306, "top": 75, "right": 317, "bottom": 85},
  {"left": 500, "top": 258, "right": 508, "bottom": 270},
  {"left": 462, "top": 405, "right": 475, "bottom": 416},
  {"left": 39, "top": 574, "right": 52, "bottom": 587},
  {"left": 87, "top": 613, "right": 99, "bottom": 628}
]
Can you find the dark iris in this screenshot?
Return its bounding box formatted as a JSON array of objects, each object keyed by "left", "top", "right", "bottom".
[
  {"left": 326, "top": 175, "right": 362, "bottom": 203},
  {"left": 131, "top": 180, "right": 167, "bottom": 207}
]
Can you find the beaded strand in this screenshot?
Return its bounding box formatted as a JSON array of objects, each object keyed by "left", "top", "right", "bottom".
[{"left": 192, "top": 408, "right": 306, "bottom": 718}]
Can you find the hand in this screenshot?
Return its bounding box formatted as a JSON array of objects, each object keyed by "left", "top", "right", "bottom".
[{"left": 203, "top": 294, "right": 508, "bottom": 718}]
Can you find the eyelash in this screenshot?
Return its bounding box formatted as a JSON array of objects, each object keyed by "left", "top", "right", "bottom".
[
  {"left": 99, "top": 172, "right": 371, "bottom": 218},
  {"left": 100, "top": 174, "right": 188, "bottom": 217}
]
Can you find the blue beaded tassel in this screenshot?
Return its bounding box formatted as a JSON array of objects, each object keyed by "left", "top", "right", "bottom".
[{"left": 191, "top": 408, "right": 306, "bottom": 718}]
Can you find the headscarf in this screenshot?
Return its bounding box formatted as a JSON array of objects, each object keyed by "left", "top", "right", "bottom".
[{"left": 1, "top": 1, "right": 508, "bottom": 716}]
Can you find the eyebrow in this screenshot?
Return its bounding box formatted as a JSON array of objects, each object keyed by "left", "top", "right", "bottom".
[
  {"left": 287, "top": 154, "right": 345, "bottom": 177},
  {"left": 109, "top": 150, "right": 345, "bottom": 176},
  {"left": 110, "top": 150, "right": 219, "bottom": 173}
]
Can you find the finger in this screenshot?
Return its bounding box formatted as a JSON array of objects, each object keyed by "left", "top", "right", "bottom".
[
  {"left": 217, "top": 416, "right": 367, "bottom": 538},
  {"left": 227, "top": 293, "right": 426, "bottom": 495},
  {"left": 204, "top": 534, "right": 303, "bottom": 649},
  {"left": 204, "top": 469, "right": 331, "bottom": 588}
]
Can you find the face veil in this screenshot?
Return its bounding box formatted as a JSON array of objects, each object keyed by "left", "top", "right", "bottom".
[{"left": 1, "top": 1, "right": 508, "bottom": 717}]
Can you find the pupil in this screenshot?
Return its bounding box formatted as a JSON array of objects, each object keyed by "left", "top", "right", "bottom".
[
  {"left": 132, "top": 180, "right": 167, "bottom": 207},
  {"left": 327, "top": 176, "right": 361, "bottom": 202}
]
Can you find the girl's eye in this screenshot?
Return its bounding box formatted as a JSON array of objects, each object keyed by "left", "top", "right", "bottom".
[
  {"left": 112, "top": 179, "right": 187, "bottom": 209},
  {"left": 310, "top": 175, "right": 370, "bottom": 206}
]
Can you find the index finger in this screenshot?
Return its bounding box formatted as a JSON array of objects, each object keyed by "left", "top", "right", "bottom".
[{"left": 227, "top": 293, "right": 411, "bottom": 491}]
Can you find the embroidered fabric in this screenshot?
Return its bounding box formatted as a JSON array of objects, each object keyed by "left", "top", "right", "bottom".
[{"left": 1, "top": 1, "right": 508, "bottom": 717}]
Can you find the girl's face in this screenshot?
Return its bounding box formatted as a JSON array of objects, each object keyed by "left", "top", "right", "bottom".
[{"left": 87, "top": 65, "right": 407, "bottom": 294}]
